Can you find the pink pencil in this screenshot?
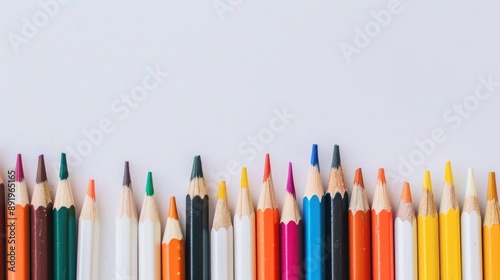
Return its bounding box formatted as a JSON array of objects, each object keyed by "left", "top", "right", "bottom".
[{"left": 280, "top": 162, "right": 304, "bottom": 279}]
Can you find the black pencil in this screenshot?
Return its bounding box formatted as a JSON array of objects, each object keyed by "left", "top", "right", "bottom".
[
  {"left": 186, "top": 155, "right": 210, "bottom": 280},
  {"left": 324, "top": 145, "right": 349, "bottom": 280}
]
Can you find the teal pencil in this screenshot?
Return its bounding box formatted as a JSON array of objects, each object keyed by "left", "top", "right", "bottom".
[{"left": 53, "top": 153, "right": 77, "bottom": 279}]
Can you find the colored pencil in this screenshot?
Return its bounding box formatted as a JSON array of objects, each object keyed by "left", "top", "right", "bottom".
[
  {"left": 211, "top": 181, "right": 234, "bottom": 280},
  {"left": 8, "top": 154, "right": 30, "bottom": 279},
  {"left": 280, "top": 162, "right": 303, "bottom": 280},
  {"left": 394, "top": 182, "right": 417, "bottom": 280},
  {"left": 483, "top": 172, "right": 500, "bottom": 280},
  {"left": 439, "top": 161, "right": 461, "bottom": 279},
  {"left": 256, "top": 153, "right": 280, "bottom": 280},
  {"left": 139, "top": 172, "right": 161, "bottom": 280},
  {"left": 371, "top": 168, "right": 394, "bottom": 280},
  {"left": 116, "top": 161, "right": 138, "bottom": 280},
  {"left": 77, "top": 179, "right": 99, "bottom": 280},
  {"left": 53, "top": 153, "right": 77, "bottom": 280},
  {"left": 303, "top": 144, "right": 324, "bottom": 280},
  {"left": 324, "top": 145, "right": 348, "bottom": 280},
  {"left": 461, "top": 168, "right": 482, "bottom": 280},
  {"left": 417, "top": 171, "right": 439, "bottom": 279},
  {"left": 31, "top": 155, "right": 53, "bottom": 280},
  {"left": 348, "top": 168, "right": 371, "bottom": 280},
  {"left": 234, "top": 167, "right": 256, "bottom": 280},
  {"left": 186, "top": 155, "right": 210, "bottom": 280},
  {"left": 0, "top": 168, "right": 6, "bottom": 280},
  {"left": 162, "top": 196, "right": 185, "bottom": 280}
]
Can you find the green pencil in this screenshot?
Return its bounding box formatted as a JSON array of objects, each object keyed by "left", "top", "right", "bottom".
[{"left": 53, "top": 153, "right": 77, "bottom": 279}]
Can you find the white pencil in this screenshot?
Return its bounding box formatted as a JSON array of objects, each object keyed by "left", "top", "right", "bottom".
[
  {"left": 461, "top": 168, "right": 482, "bottom": 280},
  {"left": 211, "top": 181, "right": 234, "bottom": 280},
  {"left": 116, "top": 161, "right": 138, "bottom": 280},
  {"left": 234, "top": 167, "right": 256, "bottom": 280},
  {"left": 394, "top": 182, "right": 417, "bottom": 280},
  {"left": 77, "top": 179, "right": 100, "bottom": 280},
  {"left": 139, "top": 172, "right": 161, "bottom": 280}
]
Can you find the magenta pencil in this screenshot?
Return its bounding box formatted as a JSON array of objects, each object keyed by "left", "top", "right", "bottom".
[{"left": 280, "top": 162, "right": 304, "bottom": 280}]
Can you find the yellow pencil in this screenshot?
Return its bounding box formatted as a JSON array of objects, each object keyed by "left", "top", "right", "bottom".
[
  {"left": 483, "top": 172, "right": 500, "bottom": 280},
  {"left": 438, "top": 161, "right": 461, "bottom": 279},
  {"left": 417, "top": 171, "right": 439, "bottom": 279}
]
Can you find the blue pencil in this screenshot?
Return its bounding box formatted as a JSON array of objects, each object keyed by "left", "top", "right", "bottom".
[{"left": 303, "top": 144, "right": 325, "bottom": 279}]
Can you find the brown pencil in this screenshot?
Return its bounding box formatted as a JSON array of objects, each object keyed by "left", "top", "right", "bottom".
[{"left": 31, "top": 155, "right": 53, "bottom": 280}]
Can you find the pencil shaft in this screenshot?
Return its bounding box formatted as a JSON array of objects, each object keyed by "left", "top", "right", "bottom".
[
  {"left": 162, "top": 238, "right": 185, "bottom": 280},
  {"left": 394, "top": 219, "right": 417, "bottom": 280},
  {"left": 8, "top": 204, "right": 30, "bottom": 279},
  {"left": 417, "top": 215, "right": 439, "bottom": 279},
  {"left": 371, "top": 210, "right": 394, "bottom": 280},
  {"left": 234, "top": 215, "right": 256, "bottom": 280},
  {"left": 348, "top": 210, "right": 371, "bottom": 280},
  {"left": 461, "top": 211, "right": 482, "bottom": 280},
  {"left": 115, "top": 216, "right": 138, "bottom": 280},
  {"left": 31, "top": 203, "right": 53, "bottom": 280},
  {"left": 211, "top": 226, "right": 234, "bottom": 280},
  {"left": 53, "top": 206, "right": 77, "bottom": 279},
  {"left": 303, "top": 196, "right": 324, "bottom": 279},
  {"left": 256, "top": 208, "right": 280, "bottom": 280},
  {"left": 280, "top": 220, "right": 303, "bottom": 280},
  {"left": 483, "top": 224, "right": 500, "bottom": 279},
  {"left": 324, "top": 193, "right": 349, "bottom": 280},
  {"left": 139, "top": 220, "right": 161, "bottom": 279},
  {"left": 186, "top": 195, "right": 210, "bottom": 280},
  {"left": 77, "top": 220, "right": 100, "bottom": 280},
  {"left": 439, "top": 209, "right": 461, "bottom": 279}
]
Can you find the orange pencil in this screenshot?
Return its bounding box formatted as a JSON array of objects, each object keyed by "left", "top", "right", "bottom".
[
  {"left": 348, "top": 168, "right": 371, "bottom": 280},
  {"left": 256, "top": 154, "right": 280, "bottom": 280},
  {"left": 162, "top": 197, "right": 185, "bottom": 280},
  {"left": 483, "top": 172, "right": 500, "bottom": 280},
  {"left": 371, "top": 168, "right": 394, "bottom": 280},
  {"left": 7, "top": 154, "right": 30, "bottom": 279}
]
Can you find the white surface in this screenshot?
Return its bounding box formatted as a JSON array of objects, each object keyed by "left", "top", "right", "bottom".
[
  {"left": 461, "top": 212, "right": 483, "bottom": 280},
  {"left": 1, "top": 1, "right": 500, "bottom": 278},
  {"left": 394, "top": 218, "right": 417, "bottom": 280}
]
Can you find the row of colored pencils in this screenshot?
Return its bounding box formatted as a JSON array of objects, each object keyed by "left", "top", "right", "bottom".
[{"left": 0, "top": 153, "right": 98, "bottom": 280}]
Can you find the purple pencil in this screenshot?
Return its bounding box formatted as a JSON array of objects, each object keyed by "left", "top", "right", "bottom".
[{"left": 280, "top": 162, "right": 304, "bottom": 280}]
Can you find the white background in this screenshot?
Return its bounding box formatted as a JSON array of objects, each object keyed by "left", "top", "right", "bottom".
[{"left": 1, "top": 1, "right": 500, "bottom": 278}]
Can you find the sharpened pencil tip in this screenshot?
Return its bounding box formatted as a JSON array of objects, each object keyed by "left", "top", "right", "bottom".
[
  {"left": 286, "top": 162, "right": 296, "bottom": 197},
  {"left": 123, "top": 161, "right": 131, "bottom": 187},
  {"left": 145, "top": 172, "right": 154, "bottom": 196},
  {"left": 444, "top": 161, "right": 454, "bottom": 185},
  {"left": 401, "top": 182, "right": 412, "bottom": 202},
  {"left": 331, "top": 145, "right": 341, "bottom": 169},
  {"left": 488, "top": 172, "right": 497, "bottom": 201},
  {"left": 168, "top": 196, "right": 178, "bottom": 219},
  {"left": 377, "top": 168, "right": 386, "bottom": 185},
  {"left": 87, "top": 179, "right": 96, "bottom": 200},
  {"left": 241, "top": 167, "right": 249, "bottom": 188},
  {"left": 310, "top": 144, "right": 319, "bottom": 170},
  {"left": 218, "top": 181, "right": 227, "bottom": 199},
  {"left": 15, "top": 154, "right": 24, "bottom": 182},
  {"left": 190, "top": 155, "right": 203, "bottom": 180},
  {"left": 354, "top": 168, "right": 364, "bottom": 188},
  {"left": 466, "top": 167, "right": 477, "bottom": 197},
  {"left": 59, "top": 153, "right": 69, "bottom": 180},
  {"left": 263, "top": 153, "right": 271, "bottom": 182},
  {"left": 423, "top": 171, "right": 432, "bottom": 191},
  {"left": 36, "top": 154, "right": 47, "bottom": 184}
]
